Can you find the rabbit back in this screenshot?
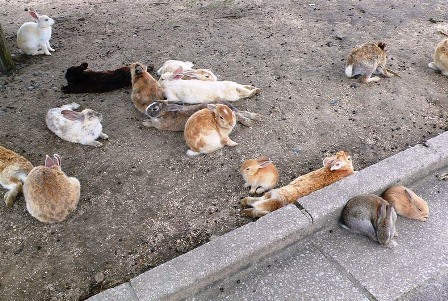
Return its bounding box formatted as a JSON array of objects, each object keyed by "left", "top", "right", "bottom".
[
  {"left": 184, "top": 108, "right": 222, "bottom": 153},
  {"left": 382, "top": 185, "right": 429, "bottom": 221},
  {"left": 23, "top": 166, "right": 80, "bottom": 223},
  {"left": 346, "top": 43, "right": 387, "bottom": 77},
  {"left": 17, "top": 22, "right": 40, "bottom": 54}
]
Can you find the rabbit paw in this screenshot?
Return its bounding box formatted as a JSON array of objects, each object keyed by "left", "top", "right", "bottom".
[
  {"left": 100, "top": 133, "right": 109, "bottom": 140},
  {"left": 4, "top": 192, "right": 14, "bottom": 208},
  {"left": 88, "top": 141, "right": 103, "bottom": 147},
  {"left": 255, "top": 187, "right": 266, "bottom": 194}
]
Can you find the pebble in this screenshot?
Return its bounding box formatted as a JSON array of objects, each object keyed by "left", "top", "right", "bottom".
[
  {"left": 329, "top": 98, "right": 340, "bottom": 105},
  {"left": 94, "top": 272, "right": 105, "bottom": 284},
  {"left": 291, "top": 147, "right": 302, "bottom": 155}
]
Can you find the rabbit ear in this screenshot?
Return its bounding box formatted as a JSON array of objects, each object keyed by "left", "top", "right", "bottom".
[
  {"left": 378, "top": 201, "right": 388, "bottom": 222},
  {"left": 44, "top": 155, "right": 57, "bottom": 168},
  {"left": 135, "top": 64, "right": 144, "bottom": 75},
  {"left": 207, "top": 104, "right": 217, "bottom": 112},
  {"left": 28, "top": 9, "right": 39, "bottom": 20},
  {"left": 323, "top": 156, "right": 346, "bottom": 170},
  {"left": 80, "top": 63, "right": 88, "bottom": 69},
  {"left": 53, "top": 154, "right": 61, "bottom": 167},
  {"left": 61, "top": 110, "right": 84, "bottom": 121},
  {"left": 182, "top": 71, "right": 198, "bottom": 79},
  {"left": 257, "top": 157, "right": 272, "bottom": 168},
  {"left": 170, "top": 67, "right": 184, "bottom": 80}
]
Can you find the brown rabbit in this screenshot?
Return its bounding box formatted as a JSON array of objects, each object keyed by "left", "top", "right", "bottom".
[
  {"left": 23, "top": 154, "right": 80, "bottom": 223},
  {"left": 345, "top": 42, "right": 399, "bottom": 83},
  {"left": 184, "top": 104, "right": 237, "bottom": 156},
  {"left": 382, "top": 185, "right": 429, "bottom": 221},
  {"left": 143, "top": 100, "right": 261, "bottom": 131},
  {"left": 240, "top": 156, "right": 279, "bottom": 195},
  {"left": 428, "top": 39, "right": 448, "bottom": 76},
  {"left": 0, "top": 146, "right": 33, "bottom": 207},
  {"left": 130, "top": 62, "right": 166, "bottom": 114}
]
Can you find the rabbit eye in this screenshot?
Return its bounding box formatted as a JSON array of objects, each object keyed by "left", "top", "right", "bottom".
[
  {"left": 45, "top": 18, "right": 49, "bottom": 21},
  {"left": 205, "top": 75, "right": 209, "bottom": 78},
  {"left": 219, "top": 116, "right": 224, "bottom": 120},
  {"left": 347, "top": 157, "right": 351, "bottom": 161},
  {"left": 246, "top": 167, "right": 250, "bottom": 171}
]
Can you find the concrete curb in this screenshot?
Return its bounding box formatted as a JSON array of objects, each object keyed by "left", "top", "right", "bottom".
[{"left": 87, "top": 131, "right": 448, "bottom": 301}]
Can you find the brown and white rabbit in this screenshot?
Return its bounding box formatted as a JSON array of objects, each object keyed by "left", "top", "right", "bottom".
[
  {"left": 0, "top": 146, "right": 33, "bottom": 207},
  {"left": 46, "top": 103, "right": 108, "bottom": 147},
  {"left": 428, "top": 39, "right": 448, "bottom": 76},
  {"left": 345, "top": 42, "right": 399, "bottom": 83},
  {"left": 156, "top": 60, "right": 194, "bottom": 76},
  {"left": 341, "top": 194, "right": 398, "bottom": 248},
  {"left": 130, "top": 62, "right": 166, "bottom": 114},
  {"left": 143, "top": 100, "right": 261, "bottom": 131},
  {"left": 181, "top": 69, "right": 218, "bottom": 81},
  {"left": 184, "top": 104, "right": 237, "bottom": 156},
  {"left": 382, "top": 185, "right": 429, "bottom": 221},
  {"left": 23, "top": 154, "right": 80, "bottom": 223},
  {"left": 17, "top": 8, "right": 55, "bottom": 56},
  {"left": 240, "top": 156, "right": 279, "bottom": 195}
]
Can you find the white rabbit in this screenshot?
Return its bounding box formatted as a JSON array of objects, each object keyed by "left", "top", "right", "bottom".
[
  {"left": 46, "top": 103, "right": 108, "bottom": 147},
  {"left": 159, "top": 67, "right": 260, "bottom": 104},
  {"left": 157, "top": 60, "right": 194, "bottom": 76},
  {"left": 17, "top": 8, "right": 55, "bottom": 56}
]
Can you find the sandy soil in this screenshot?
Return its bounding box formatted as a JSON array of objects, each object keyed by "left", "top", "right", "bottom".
[{"left": 1, "top": 0, "right": 447, "bottom": 300}]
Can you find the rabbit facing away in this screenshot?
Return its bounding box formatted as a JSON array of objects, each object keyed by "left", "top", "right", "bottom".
[
  {"left": 382, "top": 185, "right": 429, "bottom": 221},
  {"left": 341, "top": 194, "right": 398, "bottom": 248},
  {"left": 23, "top": 154, "right": 80, "bottom": 223},
  {"left": 143, "top": 100, "right": 261, "bottom": 131},
  {"left": 428, "top": 39, "right": 448, "bottom": 76},
  {"left": 241, "top": 151, "right": 354, "bottom": 218},
  {"left": 46, "top": 103, "right": 108, "bottom": 147},
  {"left": 0, "top": 146, "right": 34, "bottom": 207},
  {"left": 17, "top": 8, "right": 55, "bottom": 56},
  {"left": 240, "top": 156, "right": 279, "bottom": 195},
  {"left": 184, "top": 104, "right": 237, "bottom": 156},
  {"left": 130, "top": 62, "right": 166, "bottom": 114},
  {"left": 159, "top": 67, "right": 260, "bottom": 104},
  {"left": 345, "top": 42, "right": 399, "bottom": 83}
]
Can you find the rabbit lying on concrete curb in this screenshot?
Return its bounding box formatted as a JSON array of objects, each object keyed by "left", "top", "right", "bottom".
[
  {"left": 341, "top": 194, "right": 398, "bottom": 248},
  {"left": 382, "top": 185, "right": 429, "bottom": 221},
  {"left": 0, "top": 146, "right": 33, "bottom": 207}
]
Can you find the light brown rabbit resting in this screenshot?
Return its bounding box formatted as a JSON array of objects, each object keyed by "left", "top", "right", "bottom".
[
  {"left": 240, "top": 156, "right": 279, "bottom": 195},
  {"left": 23, "top": 154, "right": 80, "bottom": 223},
  {"left": 184, "top": 104, "right": 237, "bottom": 156},
  {"left": 241, "top": 151, "right": 354, "bottom": 218},
  {"left": 345, "top": 42, "right": 398, "bottom": 83},
  {"left": 428, "top": 39, "right": 448, "bottom": 76},
  {"left": 382, "top": 185, "right": 429, "bottom": 221},
  {"left": 0, "top": 146, "right": 33, "bottom": 207},
  {"left": 341, "top": 194, "right": 398, "bottom": 248}
]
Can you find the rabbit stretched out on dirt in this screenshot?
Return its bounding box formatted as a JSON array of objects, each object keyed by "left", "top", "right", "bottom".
[
  {"left": 46, "top": 103, "right": 108, "bottom": 147},
  {"left": 159, "top": 67, "right": 260, "bottom": 104},
  {"left": 184, "top": 104, "right": 237, "bottom": 156},
  {"left": 240, "top": 156, "right": 279, "bottom": 195},
  {"left": 428, "top": 39, "right": 448, "bottom": 76},
  {"left": 345, "top": 42, "right": 400, "bottom": 83},
  {"left": 0, "top": 146, "right": 33, "bottom": 207},
  {"left": 341, "top": 194, "right": 398, "bottom": 248},
  {"left": 382, "top": 185, "right": 429, "bottom": 221},
  {"left": 143, "top": 100, "right": 261, "bottom": 131},
  {"left": 23, "top": 154, "right": 80, "bottom": 223},
  {"left": 17, "top": 8, "right": 55, "bottom": 56}
]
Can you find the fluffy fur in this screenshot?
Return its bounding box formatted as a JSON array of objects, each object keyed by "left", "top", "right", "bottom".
[
  {"left": 341, "top": 194, "right": 398, "bottom": 248},
  {"left": 240, "top": 156, "right": 279, "bottom": 195},
  {"left": 17, "top": 8, "right": 55, "bottom": 55},
  {"left": 130, "top": 62, "right": 166, "bottom": 113},
  {"left": 157, "top": 60, "right": 194, "bottom": 75},
  {"left": 61, "top": 63, "right": 137, "bottom": 93},
  {"left": 0, "top": 146, "right": 33, "bottom": 207},
  {"left": 23, "top": 154, "right": 80, "bottom": 223},
  {"left": 382, "top": 185, "right": 429, "bottom": 221},
  {"left": 184, "top": 104, "right": 237, "bottom": 156},
  {"left": 143, "top": 100, "right": 261, "bottom": 131},
  {"left": 46, "top": 103, "right": 108, "bottom": 147},
  {"left": 428, "top": 39, "right": 448, "bottom": 76},
  {"left": 241, "top": 151, "right": 354, "bottom": 217},
  {"left": 345, "top": 42, "right": 398, "bottom": 83}
]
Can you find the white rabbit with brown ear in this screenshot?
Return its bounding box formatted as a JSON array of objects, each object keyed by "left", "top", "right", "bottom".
[
  {"left": 240, "top": 156, "right": 279, "bottom": 195},
  {"left": 0, "top": 146, "right": 33, "bottom": 207},
  {"left": 345, "top": 42, "right": 400, "bottom": 83},
  {"left": 184, "top": 104, "right": 237, "bottom": 156},
  {"left": 17, "top": 8, "right": 55, "bottom": 56},
  {"left": 341, "top": 194, "right": 398, "bottom": 248},
  {"left": 382, "top": 185, "right": 429, "bottom": 221},
  {"left": 46, "top": 103, "right": 108, "bottom": 147},
  {"left": 428, "top": 39, "right": 448, "bottom": 76},
  {"left": 23, "top": 154, "right": 80, "bottom": 223}
]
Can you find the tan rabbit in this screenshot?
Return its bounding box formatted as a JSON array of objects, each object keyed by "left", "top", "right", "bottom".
[
  {"left": 0, "top": 146, "right": 33, "bottom": 207},
  {"left": 23, "top": 154, "right": 80, "bottom": 223},
  {"left": 341, "top": 194, "right": 398, "bottom": 248},
  {"left": 184, "top": 104, "right": 237, "bottom": 156},
  {"left": 240, "top": 156, "right": 279, "bottom": 195},
  {"left": 382, "top": 185, "right": 429, "bottom": 221},
  {"left": 345, "top": 42, "right": 399, "bottom": 83},
  {"left": 428, "top": 39, "right": 448, "bottom": 76}
]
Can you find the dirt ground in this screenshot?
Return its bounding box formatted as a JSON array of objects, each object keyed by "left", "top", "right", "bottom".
[{"left": 0, "top": 0, "right": 447, "bottom": 300}]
